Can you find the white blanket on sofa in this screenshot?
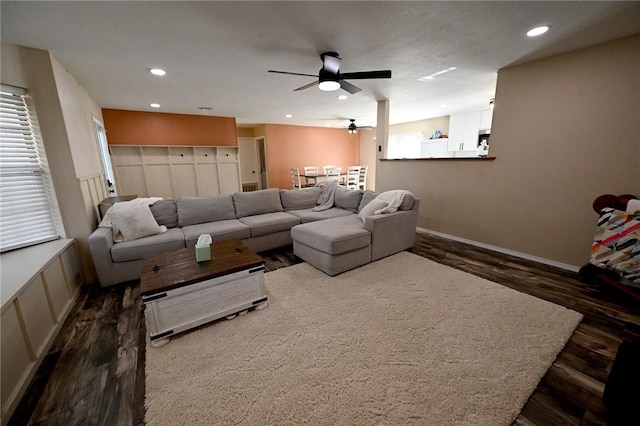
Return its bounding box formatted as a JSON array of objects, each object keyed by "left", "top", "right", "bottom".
[
  {"left": 374, "top": 190, "right": 412, "bottom": 214},
  {"left": 99, "top": 197, "right": 166, "bottom": 242}
]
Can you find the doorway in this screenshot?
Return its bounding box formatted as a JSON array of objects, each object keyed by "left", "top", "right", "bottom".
[
  {"left": 237, "top": 136, "right": 268, "bottom": 190},
  {"left": 257, "top": 137, "right": 267, "bottom": 189}
]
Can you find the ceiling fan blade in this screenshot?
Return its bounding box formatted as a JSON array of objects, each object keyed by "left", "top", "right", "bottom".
[
  {"left": 268, "top": 70, "right": 317, "bottom": 77},
  {"left": 321, "top": 52, "right": 342, "bottom": 74},
  {"left": 339, "top": 79, "right": 361, "bottom": 94},
  {"left": 340, "top": 70, "right": 392, "bottom": 80},
  {"left": 294, "top": 80, "right": 319, "bottom": 91}
]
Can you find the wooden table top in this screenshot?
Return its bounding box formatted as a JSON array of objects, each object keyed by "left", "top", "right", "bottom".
[{"left": 140, "top": 239, "right": 264, "bottom": 296}]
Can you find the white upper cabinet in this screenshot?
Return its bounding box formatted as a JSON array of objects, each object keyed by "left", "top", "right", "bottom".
[
  {"left": 480, "top": 108, "right": 493, "bottom": 131},
  {"left": 448, "top": 109, "right": 492, "bottom": 152},
  {"left": 447, "top": 113, "right": 466, "bottom": 151}
]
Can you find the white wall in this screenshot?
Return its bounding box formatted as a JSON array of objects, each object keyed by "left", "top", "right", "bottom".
[{"left": 376, "top": 35, "right": 640, "bottom": 268}]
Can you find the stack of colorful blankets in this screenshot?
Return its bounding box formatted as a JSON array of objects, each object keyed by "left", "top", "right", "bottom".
[{"left": 590, "top": 200, "right": 640, "bottom": 286}]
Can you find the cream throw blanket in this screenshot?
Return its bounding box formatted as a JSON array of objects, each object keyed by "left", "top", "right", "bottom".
[
  {"left": 374, "top": 190, "right": 412, "bottom": 214},
  {"left": 99, "top": 197, "right": 166, "bottom": 242}
]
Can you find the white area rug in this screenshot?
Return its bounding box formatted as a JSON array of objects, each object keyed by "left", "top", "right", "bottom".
[{"left": 145, "top": 252, "right": 582, "bottom": 425}]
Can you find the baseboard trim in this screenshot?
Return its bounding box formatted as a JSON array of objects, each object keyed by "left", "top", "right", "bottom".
[{"left": 416, "top": 227, "right": 580, "bottom": 273}]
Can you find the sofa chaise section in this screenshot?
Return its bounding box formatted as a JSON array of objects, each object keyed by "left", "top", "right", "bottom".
[{"left": 291, "top": 193, "right": 420, "bottom": 276}]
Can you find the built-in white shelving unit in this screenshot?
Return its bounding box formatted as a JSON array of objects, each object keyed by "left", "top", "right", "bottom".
[{"left": 110, "top": 145, "right": 242, "bottom": 198}]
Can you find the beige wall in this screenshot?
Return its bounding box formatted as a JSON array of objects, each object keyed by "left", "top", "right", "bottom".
[
  {"left": 377, "top": 35, "right": 640, "bottom": 269},
  {"left": 358, "top": 128, "right": 377, "bottom": 191},
  {"left": 390, "top": 115, "right": 450, "bottom": 139},
  {"left": 1, "top": 42, "right": 105, "bottom": 283},
  {"left": 51, "top": 57, "right": 104, "bottom": 178}
]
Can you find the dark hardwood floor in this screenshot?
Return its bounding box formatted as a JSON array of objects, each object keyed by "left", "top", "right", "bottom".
[{"left": 9, "top": 232, "right": 640, "bottom": 425}]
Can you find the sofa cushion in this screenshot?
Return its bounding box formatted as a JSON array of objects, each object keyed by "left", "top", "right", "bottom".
[
  {"left": 291, "top": 215, "right": 370, "bottom": 255},
  {"left": 177, "top": 195, "right": 236, "bottom": 227},
  {"left": 238, "top": 212, "right": 300, "bottom": 238},
  {"left": 334, "top": 187, "right": 363, "bottom": 213},
  {"left": 399, "top": 193, "right": 415, "bottom": 211},
  {"left": 181, "top": 219, "right": 251, "bottom": 247},
  {"left": 111, "top": 228, "right": 185, "bottom": 262},
  {"left": 280, "top": 187, "right": 322, "bottom": 211},
  {"left": 286, "top": 207, "right": 354, "bottom": 223},
  {"left": 233, "top": 188, "right": 283, "bottom": 218},
  {"left": 358, "top": 190, "right": 380, "bottom": 212},
  {"left": 150, "top": 199, "right": 178, "bottom": 228}
]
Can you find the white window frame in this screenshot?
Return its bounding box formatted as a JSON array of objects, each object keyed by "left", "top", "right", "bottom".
[
  {"left": 92, "top": 117, "right": 117, "bottom": 196},
  {"left": 0, "top": 84, "right": 62, "bottom": 252}
]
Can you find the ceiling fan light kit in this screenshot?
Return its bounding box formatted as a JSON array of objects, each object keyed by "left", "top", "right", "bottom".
[{"left": 318, "top": 80, "right": 341, "bottom": 91}]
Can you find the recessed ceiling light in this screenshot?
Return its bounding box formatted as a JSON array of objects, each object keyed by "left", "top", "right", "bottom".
[
  {"left": 440, "top": 104, "right": 448, "bottom": 108},
  {"left": 337, "top": 95, "right": 348, "bottom": 100},
  {"left": 527, "top": 26, "right": 550, "bottom": 37},
  {"left": 285, "top": 114, "right": 292, "bottom": 118},
  {"left": 150, "top": 103, "right": 161, "bottom": 108},
  {"left": 149, "top": 68, "right": 166, "bottom": 76}
]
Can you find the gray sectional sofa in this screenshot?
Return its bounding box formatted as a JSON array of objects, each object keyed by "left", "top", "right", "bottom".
[{"left": 89, "top": 186, "right": 419, "bottom": 286}]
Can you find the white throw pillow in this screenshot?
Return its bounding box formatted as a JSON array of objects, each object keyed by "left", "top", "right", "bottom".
[
  {"left": 113, "top": 204, "right": 166, "bottom": 241},
  {"left": 358, "top": 199, "right": 388, "bottom": 223}
]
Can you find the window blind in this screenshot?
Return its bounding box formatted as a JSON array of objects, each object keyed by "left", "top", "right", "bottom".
[{"left": 0, "top": 84, "right": 60, "bottom": 252}]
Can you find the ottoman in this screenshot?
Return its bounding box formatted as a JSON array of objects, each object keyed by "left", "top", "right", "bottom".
[{"left": 291, "top": 215, "right": 372, "bottom": 276}]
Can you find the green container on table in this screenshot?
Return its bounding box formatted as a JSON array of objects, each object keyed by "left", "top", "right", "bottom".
[{"left": 195, "top": 245, "right": 211, "bottom": 262}]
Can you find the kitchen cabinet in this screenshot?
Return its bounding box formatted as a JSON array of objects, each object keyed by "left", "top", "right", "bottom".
[
  {"left": 447, "top": 114, "right": 465, "bottom": 151},
  {"left": 110, "top": 145, "right": 241, "bottom": 198},
  {"left": 448, "top": 109, "right": 491, "bottom": 152},
  {"left": 480, "top": 108, "right": 493, "bottom": 131},
  {"left": 421, "top": 139, "right": 449, "bottom": 158}
]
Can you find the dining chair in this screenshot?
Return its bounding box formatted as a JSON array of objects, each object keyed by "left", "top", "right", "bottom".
[
  {"left": 345, "top": 166, "right": 360, "bottom": 190},
  {"left": 358, "top": 165, "right": 368, "bottom": 190},
  {"left": 325, "top": 167, "right": 341, "bottom": 183},
  {"left": 322, "top": 165, "right": 341, "bottom": 175},
  {"left": 290, "top": 167, "right": 303, "bottom": 189},
  {"left": 303, "top": 166, "right": 319, "bottom": 186}
]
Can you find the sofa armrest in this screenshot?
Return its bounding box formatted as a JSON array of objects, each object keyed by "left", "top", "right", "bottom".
[
  {"left": 364, "top": 199, "right": 419, "bottom": 261},
  {"left": 88, "top": 227, "right": 118, "bottom": 287}
]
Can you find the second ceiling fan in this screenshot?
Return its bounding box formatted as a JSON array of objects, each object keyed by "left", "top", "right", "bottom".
[{"left": 268, "top": 51, "right": 391, "bottom": 94}]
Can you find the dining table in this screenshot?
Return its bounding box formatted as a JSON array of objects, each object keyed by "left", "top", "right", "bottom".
[{"left": 300, "top": 172, "right": 347, "bottom": 187}]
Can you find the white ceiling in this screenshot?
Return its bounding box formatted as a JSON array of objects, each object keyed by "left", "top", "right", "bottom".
[{"left": 2, "top": 1, "right": 639, "bottom": 129}]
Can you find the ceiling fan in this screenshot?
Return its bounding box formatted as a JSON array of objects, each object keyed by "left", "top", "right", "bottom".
[
  {"left": 268, "top": 51, "right": 391, "bottom": 94},
  {"left": 345, "top": 119, "right": 374, "bottom": 134}
]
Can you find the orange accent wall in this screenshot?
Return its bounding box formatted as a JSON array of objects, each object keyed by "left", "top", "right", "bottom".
[
  {"left": 237, "top": 127, "right": 254, "bottom": 138},
  {"left": 262, "top": 124, "right": 360, "bottom": 189},
  {"left": 102, "top": 109, "right": 237, "bottom": 146}
]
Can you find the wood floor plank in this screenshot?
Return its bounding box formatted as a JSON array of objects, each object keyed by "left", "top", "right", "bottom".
[{"left": 9, "top": 232, "right": 640, "bottom": 425}]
